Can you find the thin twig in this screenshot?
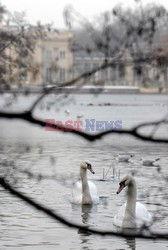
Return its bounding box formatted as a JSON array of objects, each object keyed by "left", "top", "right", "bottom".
[
  {"left": 0, "top": 177, "right": 167, "bottom": 240},
  {"left": 0, "top": 110, "right": 168, "bottom": 143}
]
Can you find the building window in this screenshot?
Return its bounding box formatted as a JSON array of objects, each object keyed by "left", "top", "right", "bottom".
[
  {"left": 93, "top": 63, "right": 99, "bottom": 82},
  {"left": 46, "top": 50, "right": 52, "bottom": 60},
  {"left": 111, "top": 65, "right": 117, "bottom": 81},
  {"left": 60, "top": 50, "right": 66, "bottom": 59},
  {"left": 164, "top": 64, "right": 168, "bottom": 82},
  {"left": 84, "top": 63, "right": 91, "bottom": 83},
  {"left": 101, "top": 68, "right": 108, "bottom": 81},
  {"left": 118, "top": 63, "right": 125, "bottom": 78},
  {"left": 59, "top": 68, "right": 66, "bottom": 82},
  {"left": 134, "top": 64, "right": 142, "bottom": 82},
  {"left": 46, "top": 67, "right": 52, "bottom": 82},
  {"left": 19, "top": 68, "right": 27, "bottom": 82},
  {"left": 19, "top": 62, "right": 27, "bottom": 82}
]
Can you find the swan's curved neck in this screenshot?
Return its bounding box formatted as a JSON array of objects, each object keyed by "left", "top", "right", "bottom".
[
  {"left": 123, "top": 178, "right": 137, "bottom": 228},
  {"left": 80, "top": 168, "right": 92, "bottom": 204}
]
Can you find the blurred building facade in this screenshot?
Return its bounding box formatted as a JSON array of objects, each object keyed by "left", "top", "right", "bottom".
[
  {"left": 40, "top": 31, "right": 73, "bottom": 85},
  {"left": 73, "top": 49, "right": 133, "bottom": 86},
  {"left": 1, "top": 23, "right": 168, "bottom": 91},
  {"left": 1, "top": 25, "right": 73, "bottom": 86},
  {"left": 29, "top": 30, "right": 73, "bottom": 85},
  {"left": 73, "top": 48, "right": 168, "bottom": 90}
]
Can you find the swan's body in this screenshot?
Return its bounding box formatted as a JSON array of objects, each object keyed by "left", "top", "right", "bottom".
[
  {"left": 114, "top": 175, "right": 152, "bottom": 228},
  {"left": 114, "top": 202, "right": 152, "bottom": 228},
  {"left": 77, "top": 114, "right": 83, "bottom": 119},
  {"left": 117, "top": 154, "right": 133, "bottom": 163},
  {"left": 141, "top": 158, "right": 160, "bottom": 166},
  {"left": 65, "top": 109, "right": 70, "bottom": 115},
  {"left": 72, "top": 180, "right": 99, "bottom": 204},
  {"left": 72, "top": 160, "right": 99, "bottom": 205}
]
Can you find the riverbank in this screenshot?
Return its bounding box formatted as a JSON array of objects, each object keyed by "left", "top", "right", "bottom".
[{"left": 0, "top": 85, "right": 167, "bottom": 94}]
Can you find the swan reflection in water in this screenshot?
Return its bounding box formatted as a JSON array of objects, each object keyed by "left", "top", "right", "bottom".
[
  {"left": 125, "top": 237, "right": 136, "bottom": 250},
  {"left": 79, "top": 205, "right": 97, "bottom": 248},
  {"left": 114, "top": 228, "right": 136, "bottom": 250},
  {"left": 82, "top": 204, "right": 98, "bottom": 224},
  {"left": 72, "top": 204, "right": 97, "bottom": 248},
  {"left": 74, "top": 204, "right": 136, "bottom": 250}
]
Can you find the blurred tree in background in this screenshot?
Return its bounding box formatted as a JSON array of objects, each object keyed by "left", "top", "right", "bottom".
[
  {"left": 0, "top": 3, "right": 44, "bottom": 87},
  {"left": 71, "top": 3, "right": 168, "bottom": 90}
]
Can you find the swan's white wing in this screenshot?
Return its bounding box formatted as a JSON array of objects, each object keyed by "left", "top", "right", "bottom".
[
  {"left": 113, "top": 202, "right": 152, "bottom": 228},
  {"left": 71, "top": 180, "right": 99, "bottom": 205},
  {"left": 135, "top": 202, "right": 153, "bottom": 227},
  {"left": 88, "top": 181, "right": 99, "bottom": 204},
  {"left": 113, "top": 203, "right": 126, "bottom": 227},
  {"left": 72, "top": 181, "right": 82, "bottom": 204}
]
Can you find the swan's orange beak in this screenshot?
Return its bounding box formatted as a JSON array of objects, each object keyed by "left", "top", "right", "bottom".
[
  {"left": 87, "top": 164, "right": 95, "bottom": 174},
  {"left": 116, "top": 183, "right": 125, "bottom": 194}
]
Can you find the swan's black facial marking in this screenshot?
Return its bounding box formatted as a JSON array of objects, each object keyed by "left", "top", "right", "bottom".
[
  {"left": 117, "top": 180, "right": 126, "bottom": 194},
  {"left": 86, "top": 163, "right": 95, "bottom": 174},
  {"left": 119, "top": 180, "right": 126, "bottom": 187}
]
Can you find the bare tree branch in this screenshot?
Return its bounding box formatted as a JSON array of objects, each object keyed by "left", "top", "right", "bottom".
[
  {"left": 0, "top": 3, "right": 168, "bottom": 243},
  {"left": 0, "top": 177, "right": 168, "bottom": 240},
  {"left": 29, "top": 52, "right": 162, "bottom": 114},
  {"left": 0, "top": 110, "right": 167, "bottom": 143}
]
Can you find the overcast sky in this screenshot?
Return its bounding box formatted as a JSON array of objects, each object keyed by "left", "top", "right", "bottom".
[{"left": 1, "top": 0, "right": 168, "bottom": 28}]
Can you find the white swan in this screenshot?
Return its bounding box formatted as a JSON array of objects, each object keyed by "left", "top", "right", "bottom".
[
  {"left": 72, "top": 160, "right": 99, "bottom": 205},
  {"left": 114, "top": 175, "right": 152, "bottom": 228},
  {"left": 140, "top": 158, "right": 160, "bottom": 166},
  {"left": 117, "top": 154, "right": 134, "bottom": 163}
]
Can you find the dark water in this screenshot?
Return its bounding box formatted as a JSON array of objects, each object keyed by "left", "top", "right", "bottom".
[{"left": 0, "top": 93, "right": 168, "bottom": 249}]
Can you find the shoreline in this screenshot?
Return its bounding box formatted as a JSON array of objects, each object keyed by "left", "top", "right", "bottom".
[{"left": 0, "top": 85, "right": 167, "bottom": 94}]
